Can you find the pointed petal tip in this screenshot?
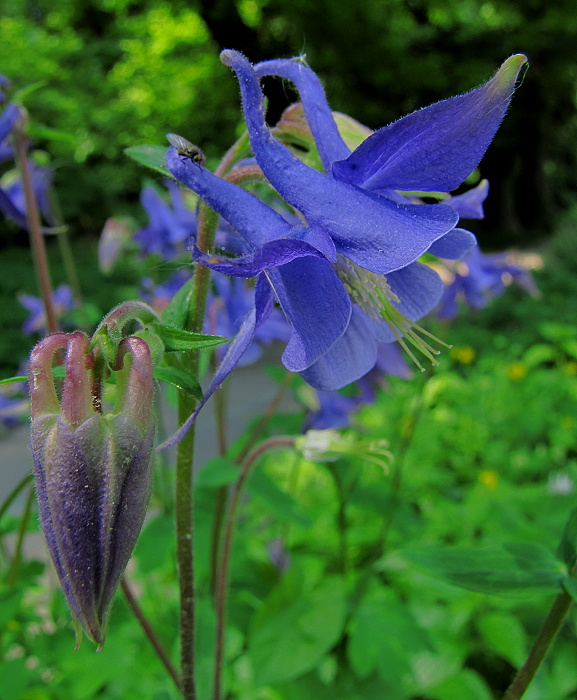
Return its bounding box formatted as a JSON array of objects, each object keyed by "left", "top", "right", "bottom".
[{"left": 492, "top": 54, "right": 528, "bottom": 93}]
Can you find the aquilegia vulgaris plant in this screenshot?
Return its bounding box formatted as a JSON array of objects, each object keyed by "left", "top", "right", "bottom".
[{"left": 7, "top": 47, "right": 576, "bottom": 700}]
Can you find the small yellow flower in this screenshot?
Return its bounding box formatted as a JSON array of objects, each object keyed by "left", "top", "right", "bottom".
[
  {"left": 479, "top": 469, "right": 499, "bottom": 490},
  {"left": 560, "top": 416, "right": 574, "bottom": 431},
  {"left": 450, "top": 346, "right": 476, "bottom": 364},
  {"left": 506, "top": 362, "right": 527, "bottom": 381}
]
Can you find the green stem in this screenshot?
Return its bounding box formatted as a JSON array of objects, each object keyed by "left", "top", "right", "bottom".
[
  {"left": 121, "top": 577, "right": 182, "bottom": 693},
  {"left": 212, "top": 436, "right": 296, "bottom": 700},
  {"left": 7, "top": 488, "right": 35, "bottom": 586},
  {"left": 13, "top": 113, "right": 58, "bottom": 334},
  {"left": 0, "top": 474, "right": 33, "bottom": 523},
  {"left": 175, "top": 169, "right": 226, "bottom": 698},
  {"left": 502, "top": 588, "right": 574, "bottom": 700}
]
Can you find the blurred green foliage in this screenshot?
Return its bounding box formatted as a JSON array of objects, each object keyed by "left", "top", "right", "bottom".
[
  {"left": 3, "top": 229, "right": 577, "bottom": 698},
  {"left": 1, "top": 0, "right": 577, "bottom": 247}
]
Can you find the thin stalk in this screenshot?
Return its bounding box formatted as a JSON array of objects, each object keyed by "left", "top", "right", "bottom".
[
  {"left": 210, "top": 372, "right": 293, "bottom": 594},
  {"left": 0, "top": 474, "right": 33, "bottom": 522},
  {"left": 13, "top": 113, "right": 58, "bottom": 334},
  {"left": 121, "top": 577, "right": 182, "bottom": 693},
  {"left": 502, "top": 588, "right": 574, "bottom": 700},
  {"left": 47, "top": 184, "right": 88, "bottom": 326},
  {"left": 7, "top": 487, "right": 35, "bottom": 586},
  {"left": 213, "top": 436, "right": 295, "bottom": 700},
  {"left": 175, "top": 197, "right": 220, "bottom": 699}
]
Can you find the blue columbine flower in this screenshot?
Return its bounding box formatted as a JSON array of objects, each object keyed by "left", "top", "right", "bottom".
[
  {"left": 134, "top": 181, "right": 196, "bottom": 259},
  {"left": 19, "top": 284, "right": 76, "bottom": 335},
  {"left": 161, "top": 50, "right": 526, "bottom": 446},
  {"left": 437, "top": 247, "right": 539, "bottom": 319}
]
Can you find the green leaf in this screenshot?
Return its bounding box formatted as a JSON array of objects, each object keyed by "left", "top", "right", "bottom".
[
  {"left": 124, "top": 144, "right": 170, "bottom": 177},
  {"left": 161, "top": 275, "right": 195, "bottom": 329},
  {"left": 475, "top": 611, "right": 527, "bottom": 667},
  {"left": 426, "top": 668, "right": 493, "bottom": 700},
  {"left": 247, "top": 469, "right": 312, "bottom": 526},
  {"left": 347, "top": 588, "right": 428, "bottom": 683},
  {"left": 151, "top": 323, "right": 225, "bottom": 352},
  {"left": 249, "top": 576, "right": 347, "bottom": 685},
  {"left": 27, "top": 123, "right": 76, "bottom": 144},
  {"left": 398, "top": 542, "right": 565, "bottom": 596},
  {"left": 522, "top": 343, "right": 557, "bottom": 368},
  {"left": 133, "top": 515, "right": 174, "bottom": 574},
  {"left": 557, "top": 507, "right": 577, "bottom": 568},
  {"left": 561, "top": 577, "right": 577, "bottom": 603},
  {"left": 153, "top": 366, "right": 202, "bottom": 399},
  {"left": 196, "top": 457, "right": 239, "bottom": 488}
]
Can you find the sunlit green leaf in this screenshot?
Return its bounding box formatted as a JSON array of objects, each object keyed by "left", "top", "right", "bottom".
[
  {"left": 124, "top": 145, "right": 170, "bottom": 177},
  {"left": 398, "top": 542, "right": 565, "bottom": 596}
]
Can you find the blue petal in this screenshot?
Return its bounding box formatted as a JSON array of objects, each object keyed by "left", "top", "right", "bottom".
[
  {"left": 220, "top": 50, "right": 458, "bottom": 274},
  {"left": 167, "top": 149, "right": 292, "bottom": 247},
  {"left": 254, "top": 58, "right": 351, "bottom": 170},
  {"left": 388, "top": 262, "right": 445, "bottom": 321},
  {"left": 428, "top": 228, "right": 477, "bottom": 259},
  {"left": 267, "top": 255, "right": 352, "bottom": 371},
  {"left": 0, "top": 103, "right": 20, "bottom": 143},
  {"left": 192, "top": 238, "right": 326, "bottom": 278},
  {"left": 332, "top": 55, "right": 527, "bottom": 193},
  {"left": 158, "top": 276, "right": 274, "bottom": 449},
  {"left": 443, "top": 180, "right": 489, "bottom": 220},
  {"left": 299, "top": 307, "right": 378, "bottom": 390}
]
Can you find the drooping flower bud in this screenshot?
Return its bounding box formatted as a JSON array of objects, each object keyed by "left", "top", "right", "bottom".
[{"left": 29, "top": 331, "right": 155, "bottom": 647}]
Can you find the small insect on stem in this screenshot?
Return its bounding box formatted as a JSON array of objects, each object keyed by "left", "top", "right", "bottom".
[{"left": 166, "top": 133, "right": 206, "bottom": 168}]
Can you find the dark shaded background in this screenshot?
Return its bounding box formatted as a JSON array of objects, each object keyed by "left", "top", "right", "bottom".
[{"left": 1, "top": 0, "right": 576, "bottom": 249}]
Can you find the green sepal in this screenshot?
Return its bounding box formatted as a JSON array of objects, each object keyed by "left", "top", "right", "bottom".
[
  {"left": 92, "top": 301, "right": 160, "bottom": 366},
  {"left": 150, "top": 323, "right": 225, "bottom": 352},
  {"left": 397, "top": 542, "right": 565, "bottom": 597},
  {"left": 153, "top": 366, "right": 203, "bottom": 400},
  {"left": 557, "top": 507, "right": 577, "bottom": 569},
  {"left": 124, "top": 145, "right": 171, "bottom": 178},
  {"left": 161, "top": 275, "right": 195, "bottom": 329}
]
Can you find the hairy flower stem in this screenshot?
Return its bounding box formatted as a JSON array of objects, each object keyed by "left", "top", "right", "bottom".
[
  {"left": 13, "top": 116, "right": 58, "bottom": 334},
  {"left": 213, "top": 436, "right": 296, "bottom": 700},
  {"left": 176, "top": 200, "right": 221, "bottom": 699},
  {"left": 502, "top": 581, "right": 575, "bottom": 700},
  {"left": 121, "top": 578, "right": 182, "bottom": 692},
  {"left": 175, "top": 138, "right": 256, "bottom": 697}
]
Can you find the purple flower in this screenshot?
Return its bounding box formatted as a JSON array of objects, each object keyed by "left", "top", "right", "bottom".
[
  {"left": 19, "top": 284, "right": 76, "bottom": 335},
  {"left": 437, "top": 247, "right": 540, "bottom": 319},
  {"left": 134, "top": 181, "right": 196, "bottom": 259},
  {"left": 30, "top": 332, "right": 155, "bottom": 646},
  {"left": 206, "top": 274, "right": 290, "bottom": 366},
  {"left": 140, "top": 269, "right": 192, "bottom": 315},
  {"left": 160, "top": 51, "right": 526, "bottom": 446}
]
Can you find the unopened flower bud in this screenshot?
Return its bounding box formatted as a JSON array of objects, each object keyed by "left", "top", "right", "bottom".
[{"left": 29, "top": 331, "right": 155, "bottom": 647}]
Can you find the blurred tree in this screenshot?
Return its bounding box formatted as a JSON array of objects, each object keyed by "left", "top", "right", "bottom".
[{"left": 0, "top": 0, "right": 575, "bottom": 248}]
